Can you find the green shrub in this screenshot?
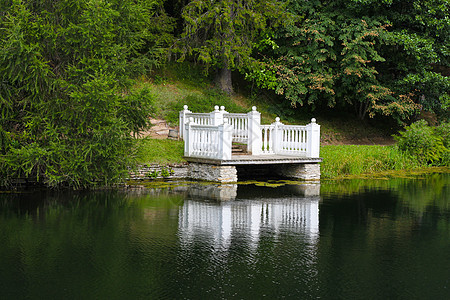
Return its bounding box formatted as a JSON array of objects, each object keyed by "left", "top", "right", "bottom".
[
  {"left": 394, "top": 120, "right": 447, "bottom": 165},
  {"left": 120, "top": 87, "right": 156, "bottom": 136},
  {"left": 435, "top": 122, "right": 450, "bottom": 148}
]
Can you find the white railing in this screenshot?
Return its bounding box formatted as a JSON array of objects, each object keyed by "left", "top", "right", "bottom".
[
  {"left": 188, "top": 113, "right": 212, "bottom": 126},
  {"left": 184, "top": 118, "right": 232, "bottom": 160},
  {"left": 279, "top": 125, "right": 308, "bottom": 155},
  {"left": 179, "top": 105, "right": 226, "bottom": 140},
  {"left": 224, "top": 113, "right": 248, "bottom": 143},
  {"left": 179, "top": 105, "right": 259, "bottom": 146},
  {"left": 259, "top": 117, "right": 320, "bottom": 157},
  {"left": 181, "top": 106, "right": 320, "bottom": 159},
  {"left": 261, "top": 125, "right": 275, "bottom": 154}
]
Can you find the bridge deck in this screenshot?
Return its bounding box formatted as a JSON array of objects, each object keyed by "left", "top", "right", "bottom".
[{"left": 185, "top": 154, "right": 323, "bottom": 166}]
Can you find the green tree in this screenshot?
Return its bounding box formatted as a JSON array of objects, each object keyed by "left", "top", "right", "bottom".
[
  {"left": 0, "top": 0, "right": 172, "bottom": 188},
  {"left": 247, "top": 0, "right": 449, "bottom": 122},
  {"left": 175, "top": 0, "right": 286, "bottom": 94}
]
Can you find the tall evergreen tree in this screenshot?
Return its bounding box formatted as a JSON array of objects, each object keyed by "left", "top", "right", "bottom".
[
  {"left": 0, "top": 0, "right": 173, "bottom": 188},
  {"left": 176, "top": 0, "right": 286, "bottom": 94}
]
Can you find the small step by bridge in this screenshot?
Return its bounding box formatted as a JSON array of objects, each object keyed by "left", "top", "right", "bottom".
[{"left": 180, "top": 105, "right": 322, "bottom": 182}]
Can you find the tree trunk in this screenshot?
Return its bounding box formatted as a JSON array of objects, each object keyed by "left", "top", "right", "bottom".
[{"left": 216, "top": 67, "right": 233, "bottom": 95}]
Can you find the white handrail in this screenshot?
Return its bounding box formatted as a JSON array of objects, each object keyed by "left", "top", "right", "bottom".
[
  {"left": 181, "top": 106, "right": 320, "bottom": 159},
  {"left": 260, "top": 125, "right": 275, "bottom": 154},
  {"left": 184, "top": 118, "right": 232, "bottom": 160},
  {"left": 225, "top": 114, "right": 248, "bottom": 143},
  {"left": 279, "top": 125, "right": 308, "bottom": 155},
  {"left": 179, "top": 106, "right": 259, "bottom": 145}
]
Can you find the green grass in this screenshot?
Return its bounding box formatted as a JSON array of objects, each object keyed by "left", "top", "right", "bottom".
[
  {"left": 320, "top": 145, "right": 422, "bottom": 179},
  {"left": 135, "top": 140, "right": 434, "bottom": 179},
  {"left": 136, "top": 138, "right": 185, "bottom": 165},
  {"left": 132, "top": 63, "right": 252, "bottom": 126}
]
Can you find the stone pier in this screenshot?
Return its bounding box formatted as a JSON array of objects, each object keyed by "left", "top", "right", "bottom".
[
  {"left": 275, "top": 163, "right": 321, "bottom": 180},
  {"left": 185, "top": 155, "right": 322, "bottom": 183},
  {"left": 188, "top": 163, "right": 238, "bottom": 183}
]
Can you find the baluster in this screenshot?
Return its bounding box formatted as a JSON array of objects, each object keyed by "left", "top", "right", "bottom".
[
  {"left": 202, "top": 130, "right": 206, "bottom": 155},
  {"left": 217, "top": 129, "right": 220, "bottom": 157},
  {"left": 238, "top": 117, "right": 241, "bottom": 140},
  {"left": 283, "top": 129, "right": 287, "bottom": 151},
  {"left": 302, "top": 129, "right": 306, "bottom": 151},
  {"left": 244, "top": 117, "right": 249, "bottom": 139},
  {"left": 289, "top": 129, "right": 292, "bottom": 151},
  {"left": 299, "top": 129, "right": 302, "bottom": 151},
  {"left": 211, "top": 130, "right": 215, "bottom": 156},
  {"left": 285, "top": 129, "right": 292, "bottom": 151},
  {"left": 203, "top": 129, "right": 207, "bottom": 155},
  {"left": 233, "top": 118, "right": 236, "bottom": 138},
  {"left": 292, "top": 129, "right": 296, "bottom": 151},
  {"left": 269, "top": 128, "right": 273, "bottom": 152},
  {"left": 295, "top": 129, "right": 298, "bottom": 151},
  {"left": 210, "top": 129, "right": 213, "bottom": 156},
  {"left": 198, "top": 129, "right": 202, "bottom": 155},
  {"left": 206, "top": 130, "right": 210, "bottom": 156},
  {"left": 290, "top": 129, "right": 294, "bottom": 151},
  {"left": 303, "top": 129, "right": 306, "bottom": 151},
  {"left": 194, "top": 128, "right": 198, "bottom": 155},
  {"left": 263, "top": 128, "right": 268, "bottom": 152}
]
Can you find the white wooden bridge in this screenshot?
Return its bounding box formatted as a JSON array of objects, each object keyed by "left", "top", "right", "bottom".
[{"left": 179, "top": 105, "right": 322, "bottom": 182}]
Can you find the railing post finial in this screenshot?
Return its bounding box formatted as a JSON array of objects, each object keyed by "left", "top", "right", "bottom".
[
  {"left": 214, "top": 105, "right": 219, "bottom": 111},
  {"left": 184, "top": 105, "right": 188, "bottom": 110}
]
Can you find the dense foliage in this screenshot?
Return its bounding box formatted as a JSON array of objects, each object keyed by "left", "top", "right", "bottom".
[
  {"left": 394, "top": 120, "right": 450, "bottom": 165},
  {"left": 246, "top": 0, "right": 449, "bottom": 121},
  {"left": 0, "top": 0, "right": 171, "bottom": 188}
]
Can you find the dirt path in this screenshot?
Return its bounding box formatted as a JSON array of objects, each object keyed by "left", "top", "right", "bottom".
[{"left": 137, "top": 118, "right": 178, "bottom": 139}]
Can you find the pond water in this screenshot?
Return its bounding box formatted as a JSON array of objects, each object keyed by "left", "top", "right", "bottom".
[{"left": 0, "top": 172, "right": 449, "bottom": 299}]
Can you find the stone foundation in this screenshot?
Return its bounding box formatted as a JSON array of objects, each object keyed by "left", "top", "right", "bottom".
[
  {"left": 129, "top": 162, "right": 320, "bottom": 182},
  {"left": 129, "top": 164, "right": 188, "bottom": 180},
  {"left": 276, "top": 163, "right": 320, "bottom": 180},
  {"left": 188, "top": 163, "right": 237, "bottom": 183}
]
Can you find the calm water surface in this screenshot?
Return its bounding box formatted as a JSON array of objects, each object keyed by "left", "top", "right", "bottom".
[{"left": 0, "top": 173, "right": 449, "bottom": 299}]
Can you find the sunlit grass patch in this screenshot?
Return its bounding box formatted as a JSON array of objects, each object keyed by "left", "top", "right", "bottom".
[
  {"left": 320, "top": 145, "right": 422, "bottom": 179},
  {"left": 136, "top": 138, "right": 185, "bottom": 165}
]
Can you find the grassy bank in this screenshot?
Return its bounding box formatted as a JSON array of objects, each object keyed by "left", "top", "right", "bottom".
[
  {"left": 135, "top": 140, "right": 443, "bottom": 179},
  {"left": 320, "top": 145, "right": 423, "bottom": 179},
  {"left": 136, "top": 139, "right": 185, "bottom": 165}
]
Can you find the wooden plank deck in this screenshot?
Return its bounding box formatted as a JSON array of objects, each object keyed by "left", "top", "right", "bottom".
[{"left": 184, "top": 154, "right": 323, "bottom": 166}]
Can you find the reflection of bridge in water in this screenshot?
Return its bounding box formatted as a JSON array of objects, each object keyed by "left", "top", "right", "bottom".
[{"left": 178, "top": 184, "right": 320, "bottom": 249}]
